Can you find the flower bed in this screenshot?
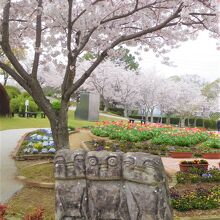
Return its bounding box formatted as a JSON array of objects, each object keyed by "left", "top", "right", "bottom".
[
  {"left": 179, "top": 160, "right": 208, "bottom": 172},
  {"left": 91, "top": 121, "right": 173, "bottom": 142},
  {"left": 85, "top": 139, "right": 170, "bottom": 156},
  {"left": 91, "top": 122, "right": 220, "bottom": 156},
  {"left": 92, "top": 122, "right": 211, "bottom": 145},
  {"left": 151, "top": 128, "right": 209, "bottom": 146},
  {"left": 20, "top": 129, "right": 56, "bottom": 154},
  {"left": 171, "top": 164, "right": 220, "bottom": 212},
  {"left": 200, "top": 136, "right": 220, "bottom": 158},
  {"left": 170, "top": 185, "right": 220, "bottom": 211},
  {"left": 176, "top": 167, "right": 220, "bottom": 184},
  {"left": 16, "top": 127, "right": 77, "bottom": 160}
]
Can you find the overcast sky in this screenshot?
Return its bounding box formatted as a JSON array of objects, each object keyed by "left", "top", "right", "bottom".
[{"left": 139, "top": 31, "right": 220, "bottom": 82}]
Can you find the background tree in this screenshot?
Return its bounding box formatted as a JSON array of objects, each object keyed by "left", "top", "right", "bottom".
[
  {"left": 113, "top": 71, "right": 139, "bottom": 117},
  {"left": 83, "top": 60, "right": 119, "bottom": 112},
  {"left": 157, "top": 80, "right": 177, "bottom": 124},
  {"left": 137, "top": 73, "right": 163, "bottom": 122},
  {"left": 0, "top": 0, "right": 218, "bottom": 149},
  {"left": 202, "top": 78, "right": 220, "bottom": 100},
  {"left": 170, "top": 80, "right": 205, "bottom": 127}
]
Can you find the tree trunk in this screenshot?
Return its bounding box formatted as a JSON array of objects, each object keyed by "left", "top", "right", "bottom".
[
  {"left": 187, "top": 118, "right": 189, "bottom": 127},
  {"left": 124, "top": 106, "right": 128, "bottom": 117},
  {"left": 102, "top": 96, "right": 109, "bottom": 112},
  {"left": 144, "top": 110, "right": 149, "bottom": 122},
  {"left": 202, "top": 118, "right": 205, "bottom": 128},
  {"left": 194, "top": 118, "right": 197, "bottom": 127},
  {"left": 48, "top": 103, "right": 70, "bottom": 149},
  {"left": 166, "top": 117, "right": 170, "bottom": 124},
  {"left": 180, "top": 118, "right": 185, "bottom": 128},
  {"left": 104, "top": 104, "right": 108, "bottom": 112},
  {"left": 150, "top": 109, "right": 154, "bottom": 123}
]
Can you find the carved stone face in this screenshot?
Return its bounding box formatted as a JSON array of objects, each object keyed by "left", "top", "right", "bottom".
[
  {"left": 55, "top": 150, "right": 69, "bottom": 179},
  {"left": 86, "top": 151, "right": 122, "bottom": 180},
  {"left": 123, "top": 152, "right": 163, "bottom": 185},
  {"left": 55, "top": 149, "right": 86, "bottom": 179},
  {"left": 66, "top": 150, "right": 86, "bottom": 179}
]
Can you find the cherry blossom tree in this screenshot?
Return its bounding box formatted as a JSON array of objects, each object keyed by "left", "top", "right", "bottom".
[
  {"left": 136, "top": 72, "right": 164, "bottom": 122},
  {"left": 157, "top": 80, "right": 177, "bottom": 124},
  {"left": 169, "top": 80, "right": 205, "bottom": 127},
  {"left": 82, "top": 60, "right": 139, "bottom": 115},
  {"left": 113, "top": 71, "right": 140, "bottom": 117},
  {"left": 82, "top": 60, "right": 129, "bottom": 112},
  {"left": 0, "top": 0, "right": 218, "bottom": 149}
]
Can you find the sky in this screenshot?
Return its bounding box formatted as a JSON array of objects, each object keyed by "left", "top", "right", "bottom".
[{"left": 139, "top": 31, "right": 220, "bottom": 82}]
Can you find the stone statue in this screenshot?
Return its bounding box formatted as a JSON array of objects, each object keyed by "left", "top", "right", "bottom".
[
  {"left": 122, "top": 152, "right": 172, "bottom": 220},
  {"left": 55, "top": 150, "right": 88, "bottom": 220},
  {"left": 55, "top": 150, "right": 173, "bottom": 220},
  {"left": 86, "top": 151, "right": 129, "bottom": 219},
  {"left": 54, "top": 150, "right": 67, "bottom": 179}
]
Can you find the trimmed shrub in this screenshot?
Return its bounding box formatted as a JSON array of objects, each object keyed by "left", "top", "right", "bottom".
[{"left": 108, "top": 107, "right": 124, "bottom": 116}]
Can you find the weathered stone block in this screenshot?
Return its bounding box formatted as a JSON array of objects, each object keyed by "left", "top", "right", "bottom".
[
  {"left": 55, "top": 150, "right": 173, "bottom": 220},
  {"left": 75, "top": 92, "right": 100, "bottom": 121}
]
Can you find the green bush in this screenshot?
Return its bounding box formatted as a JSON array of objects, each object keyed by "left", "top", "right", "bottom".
[
  {"left": 204, "top": 118, "right": 218, "bottom": 130},
  {"left": 108, "top": 107, "right": 124, "bottom": 116},
  {"left": 5, "top": 85, "right": 21, "bottom": 99},
  {"left": 10, "top": 94, "right": 39, "bottom": 113},
  {"left": 51, "top": 100, "right": 61, "bottom": 111}
]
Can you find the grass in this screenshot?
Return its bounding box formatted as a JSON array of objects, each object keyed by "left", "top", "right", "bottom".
[
  {"left": 16, "top": 161, "right": 54, "bottom": 183},
  {"left": 0, "top": 110, "right": 124, "bottom": 130},
  {"left": 6, "top": 187, "right": 55, "bottom": 220}
]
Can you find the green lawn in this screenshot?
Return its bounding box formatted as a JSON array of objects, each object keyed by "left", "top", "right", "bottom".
[
  {"left": 16, "top": 161, "right": 54, "bottom": 183},
  {"left": 0, "top": 111, "right": 124, "bottom": 131}
]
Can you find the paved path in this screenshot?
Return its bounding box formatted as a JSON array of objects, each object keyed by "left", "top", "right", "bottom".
[
  {"left": 161, "top": 157, "right": 220, "bottom": 174},
  {"left": 0, "top": 128, "right": 37, "bottom": 203},
  {"left": 99, "top": 112, "right": 127, "bottom": 120}
]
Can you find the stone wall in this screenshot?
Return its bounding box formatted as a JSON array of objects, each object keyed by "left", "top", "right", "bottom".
[{"left": 55, "top": 150, "right": 173, "bottom": 220}]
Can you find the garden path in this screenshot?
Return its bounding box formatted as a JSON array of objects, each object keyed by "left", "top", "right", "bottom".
[
  {"left": 69, "top": 129, "right": 109, "bottom": 150},
  {"left": 0, "top": 128, "right": 41, "bottom": 203}
]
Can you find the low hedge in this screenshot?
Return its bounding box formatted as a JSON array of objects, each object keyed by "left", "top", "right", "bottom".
[{"left": 127, "top": 115, "right": 217, "bottom": 129}]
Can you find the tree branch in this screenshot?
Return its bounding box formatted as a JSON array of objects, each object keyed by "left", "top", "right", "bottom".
[
  {"left": 31, "top": 0, "right": 43, "bottom": 78},
  {"left": 1, "top": 0, "right": 30, "bottom": 81},
  {"left": 0, "top": 61, "right": 30, "bottom": 92},
  {"left": 65, "top": 3, "right": 184, "bottom": 99},
  {"left": 101, "top": 1, "right": 156, "bottom": 24},
  {"left": 71, "top": 1, "right": 157, "bottom": 59}
]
